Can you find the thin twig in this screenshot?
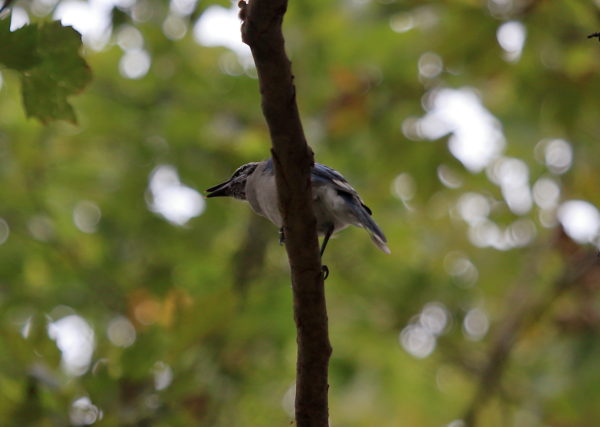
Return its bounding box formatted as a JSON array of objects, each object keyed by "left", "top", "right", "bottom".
[{"left": 587, "top": 32, "right": 600, "bottom": 41}]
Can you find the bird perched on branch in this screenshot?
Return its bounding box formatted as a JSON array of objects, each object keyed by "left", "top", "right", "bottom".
[{"left": 206, "top": 159, "right": 390, "bottom": 259}]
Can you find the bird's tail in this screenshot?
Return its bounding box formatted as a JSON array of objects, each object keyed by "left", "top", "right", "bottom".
[
  {"left": 355, "top": 207, "right": 391, "bottom": 254},
  {"left": 369, "top": 229, "right": 391, "bottom": 254}
]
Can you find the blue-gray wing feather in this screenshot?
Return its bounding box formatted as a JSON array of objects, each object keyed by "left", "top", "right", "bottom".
[
  {"left": 311, "top": 163, "right": 386, "bottom": 242},
  {"left": 311, "top": 163, "right": 372, "bottom": 213}
]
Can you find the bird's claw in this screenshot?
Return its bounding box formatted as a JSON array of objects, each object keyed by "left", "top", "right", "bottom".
[
  {"left": 321, "top": 265, "right": 329, "bottom": 280},
  {"left": 279, "top": 228, "right": 285, "bottom": 246}
]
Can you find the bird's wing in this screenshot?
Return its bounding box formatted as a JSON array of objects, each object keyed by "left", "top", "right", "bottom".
[
  {"left": 311, "top": 163, "right": 373, "bottom": 214},
  {"left": 311, "top": 163, "right": 389, "bottom": 253}
]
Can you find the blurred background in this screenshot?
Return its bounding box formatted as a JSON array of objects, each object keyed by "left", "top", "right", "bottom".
[{"left": 1, "top": 0, "right": 600, "bottom": 425}]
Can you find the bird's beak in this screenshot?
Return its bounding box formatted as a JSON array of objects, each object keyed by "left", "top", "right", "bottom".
[{"left": 205, "top": 180, "right": 232, "bottom": 198}]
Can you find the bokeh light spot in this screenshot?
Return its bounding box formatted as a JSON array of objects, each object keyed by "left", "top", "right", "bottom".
[
  {"left": 153, "top": 361, "right": 173, "bottom": 390},
  {"left": 28, "top": 215, "right": 55, "bottom": 241},
  {"left": 70, "top": 396, "right": 102, "bottom": 425},
  {"left": 389, "top": 13, "right": 414, "bottom": 33},
  {"left": 544, "top": 139, "right": 573, "bottom": 175},
  {"left": 119, "top": 49, "right": 151, "bottom": 79},
  {"left": 54, "top": 0, "right": 111, "bottom": 50},
  {"left": 107, "top": 316, "right": 136, "bottom": 347},
  {"left": 456, "top": 192, "right": 490, "bottom": 226},
  {"left": 281, "top": 383, "right": 296, "bottom": 417},
  {"left": 443, "top": 251, "right": 478, "bottom": 286},
  {"left": 48, "top": 314, "right": 95, "bottom": 376},
  {"left": 418, "top": 52, "right": 443, "bottom": 79},
  {"left": 488, "top": 0, "right": 513, "bottom": 16},
  {"left": 116, "top": 25, "right": 144, "bottom": 51},
  {"left": 147, "top": 165, "right": 205, "bottom": 226},
  {"left": 163, "top": 14, "right": 188, "bottom": 40},
  {"left": 73, "top": 201, "right": 101, "bottom": 233},
  {"left": 417, "top": 88, "right": 505, "bottom": 172},
  {"left": 437, "top": 165, "right": 463, "bottom": 188},
  {"left": 400, "top": 302, "right": 450, "bottom": 359},
  {"left": 392, "top": 173, "right": 416, "bottom": 201},
  {"left": 468, "top": 220, "right": 502, "bottom": 249},
  {"left": 400, "top": 324, "right": 436, "bottom": 359},
  {"left": 170, "top": 0, "right": 197, "bottom": 16},
  {"left": 193, "top": 5, "right": 253, "bottom": 68},
  {"left": 463, "top": 308, "right": 489, "bottom": 340},
  {"left": 533, "top": 177, "right": 560, "bottom": 210},
  {"left": 31, "top": 0, "right": 60, "bottom": 17},
  {"left": 420, "top": 302, "right": 449, "bottom": 335},
  {"left": 558, "top": 200, "right": 600, "bottom": 243},
  {"left": 487, "top": 157, "right": 532, "bottom": 215},
  {"left": 10, "top": 7, "right": 30, "bottom": 30},
  {"left": 497, "top": 21, "right": 526, "bottom": 62},
  {"left": 508, "top": 218, "right": 536, "bottom": 247}
]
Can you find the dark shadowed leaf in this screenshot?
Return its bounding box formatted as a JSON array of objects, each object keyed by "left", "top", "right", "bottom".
[
  {"left": 0, "top": 19, "right": 91, "bottom": 123},
  {"left": 21, "top": 22, "right": 92, "bottom": 123},
  {"left": 0, "top": 15, "right": 39, "bottom": 70}
]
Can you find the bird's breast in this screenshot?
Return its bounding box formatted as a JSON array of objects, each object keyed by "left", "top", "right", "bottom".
[{"left": 245, "top": 170, "right": 282, "bottom": 227}]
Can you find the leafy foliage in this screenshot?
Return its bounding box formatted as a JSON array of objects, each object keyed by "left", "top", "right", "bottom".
[{"left": 0, "top": 0, "right": 600, "bottom": 426}]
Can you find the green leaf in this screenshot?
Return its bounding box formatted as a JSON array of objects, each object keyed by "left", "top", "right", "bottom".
[
  {"left": 21, "top": 69, "right": 78, "bottom": 123},
  {"left": 0, "top": 16, "right": 40, "bottom": 70},
  {"left": 22, "top": 22, "right": 92, "bottom": 123},
  {"left": 0, "top": 19, "right": 91, "bottom": 123}
]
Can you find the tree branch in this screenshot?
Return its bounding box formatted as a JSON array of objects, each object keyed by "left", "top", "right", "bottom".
[
  {"left": 239, "top": 1, "right": 332, "bottom": 425},
  {"left": 463, "top": 241, "right": 599, "bottom": 426}
]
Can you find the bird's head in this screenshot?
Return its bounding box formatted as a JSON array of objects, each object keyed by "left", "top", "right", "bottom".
[{"left": 205, "top": 162, "right": 260, "bottom": 200}]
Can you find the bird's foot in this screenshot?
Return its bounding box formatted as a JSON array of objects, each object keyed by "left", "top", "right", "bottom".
[
  {"left": 321, "top": 265, "right": 329, "bottom": 280},
  {"left": 279, "top": 228, "right": 285, "bottom": 246}
]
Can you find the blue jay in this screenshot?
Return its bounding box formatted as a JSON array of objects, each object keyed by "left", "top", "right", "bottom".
[{"left": 206, "top": 159, "right": 390, "bottom": 258}]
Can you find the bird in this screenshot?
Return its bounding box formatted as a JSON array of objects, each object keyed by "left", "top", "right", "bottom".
[{"left": 206, "top": 158, "right": 390, "bottom": 260}]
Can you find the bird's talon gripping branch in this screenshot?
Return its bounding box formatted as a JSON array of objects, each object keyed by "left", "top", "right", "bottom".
[
  {"left": 321, "top": 265, "right": 329, "bottom": 280},
  {"left": 279, "top": 227, "right": 285, "bottom": 246}
]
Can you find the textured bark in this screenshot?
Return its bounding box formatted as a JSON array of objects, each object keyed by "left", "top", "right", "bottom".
[{"left": 240, "top": 1, "right": 331, "bottom": 426}]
